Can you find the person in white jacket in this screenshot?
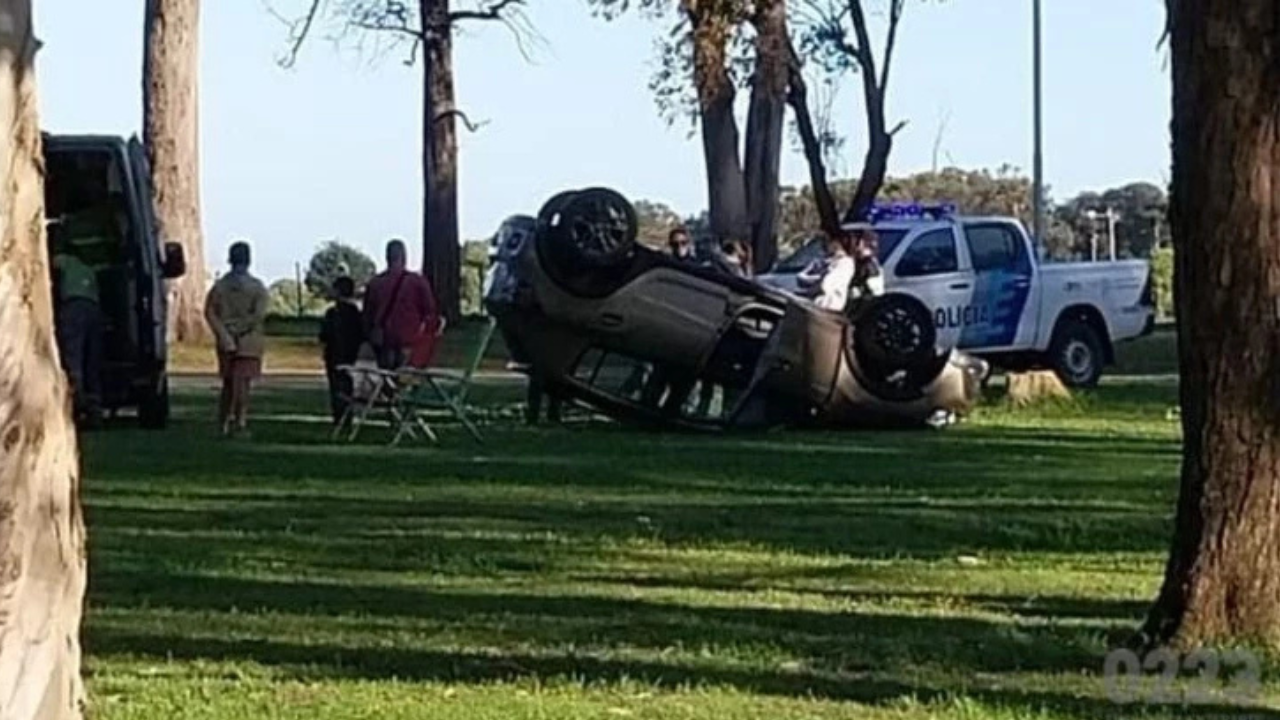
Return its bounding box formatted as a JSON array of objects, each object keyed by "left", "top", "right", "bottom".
[{"left": 796, "top": 232, "right": 857, "bottom": 312}]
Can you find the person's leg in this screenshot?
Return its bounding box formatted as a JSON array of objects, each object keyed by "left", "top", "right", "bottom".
[
  {"left": 525, "top": 375, "right": 544, "bottom": 425},
  {"left": 81, "top": 305, "right": 105, "bottom": 423},
  {"left": 325, "top": 363, "right": 344, "bottom": 424},
  {"left": 217, "top": 359, "right": 234, "bottom": 435},
  {"left": 57, "top": 301, "right": 87, "bottom": 418},
  {"left": 233, "top": 375, "right": 251, "bottom": 431},
  {"left": 546, "top": 388, "right": 563, "bottom": 424}
]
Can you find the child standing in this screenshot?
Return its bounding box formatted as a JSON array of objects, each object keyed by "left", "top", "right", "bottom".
[{"left": 319, "top": 276, "right": 365, "bottom": 424}]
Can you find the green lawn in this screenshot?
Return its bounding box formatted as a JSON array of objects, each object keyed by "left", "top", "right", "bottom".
[{"left": 80, "top": 373, "right": 1278, "bottom": 719}]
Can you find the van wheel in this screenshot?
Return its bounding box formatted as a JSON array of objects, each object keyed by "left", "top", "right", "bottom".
[
  {"left": 138, "top": 376, "right": 170, "bottom": 429},
  {"left": 1049, "top": 320, "right": 1104, "bottom": 388}
]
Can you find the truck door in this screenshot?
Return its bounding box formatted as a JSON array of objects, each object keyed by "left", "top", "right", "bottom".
[
  {"left": 958, "top": 222, "right": 1036, "bottom": 350},
  {"left": 889, "top": 227, "right": 972, "bottom": 351},
  {"left": 126, "top": 137, "right": 167, "bottom": 365}
]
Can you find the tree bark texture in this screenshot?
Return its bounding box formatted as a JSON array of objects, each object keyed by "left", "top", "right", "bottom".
[
  {"left": 741, "top": 0, "right": 787, "bottom": 272},
  {"left": 685, "top": 2, "right": 750, "bottom": 246},
  {"left": 1144, "top": 0, "right": 1280, "bottom": 647},
  {"left": 0, "top": 2, "right": 89, "bottom": 717},
  {"left": 144, "top": 0, "right": 208, "bottom": 343},
  {"left": 421, "top": 0, "right": 461, "bottom": 323}
]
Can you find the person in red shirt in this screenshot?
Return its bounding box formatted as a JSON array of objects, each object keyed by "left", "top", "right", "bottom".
[{"left": 362, "top": 239, "right": 440, "bottom": 369}]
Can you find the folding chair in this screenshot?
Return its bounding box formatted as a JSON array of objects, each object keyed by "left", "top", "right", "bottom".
[
  {"left": 392, "top": 317, "right": 498, "bottom": 445},
  {"left": 331, "top": 359, "right": 399, "bottom": 443}
]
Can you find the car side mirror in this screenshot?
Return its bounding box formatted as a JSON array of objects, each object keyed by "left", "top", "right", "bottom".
[{"left": 162, "top": 242, "right": 186, "bottom": 279}]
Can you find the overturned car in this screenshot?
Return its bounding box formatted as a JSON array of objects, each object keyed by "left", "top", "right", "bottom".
[{"left": 484, "top": 188, "right": 989, "bottom": 431}]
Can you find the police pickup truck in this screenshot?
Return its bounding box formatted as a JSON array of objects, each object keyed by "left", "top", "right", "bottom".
[{"left": 757, "top": 204, "right": 1155, "bottom": 387}]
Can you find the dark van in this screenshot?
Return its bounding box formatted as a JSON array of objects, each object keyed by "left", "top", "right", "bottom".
[{"left": 44, "top": 134, "right": 186, "bottom": 428}]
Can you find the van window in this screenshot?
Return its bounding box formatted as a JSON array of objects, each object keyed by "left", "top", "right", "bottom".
[
  {"left": 964, "top": 223, "right": 1029, "bottom": 273},
  {"left": 896, "top": 229, "right": 959, "bottom": 277}
]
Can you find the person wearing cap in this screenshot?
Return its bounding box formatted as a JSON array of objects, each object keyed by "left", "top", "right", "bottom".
[
  {"left": 50, "top": 225, "right": 105, "bottom": 428},
  {"left": 204, "top": 241, "right": 270, "bottom": 437}
]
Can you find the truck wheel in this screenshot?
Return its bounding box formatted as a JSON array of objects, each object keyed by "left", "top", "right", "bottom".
[
  {"left": 1049, "top": 320, "right": 1104, "bottom": 388},
  {"left": 138, "top": 375, "right": 170, "bottom": 430}
]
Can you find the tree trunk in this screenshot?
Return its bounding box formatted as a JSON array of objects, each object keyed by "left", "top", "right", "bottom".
[
  {"left": 741, "top": 0, "right": 787, "bottom": 272},
  {"left": 0, "top": 2, "right": 89, "bottom": 717},
  {"left": 785, "top": 50, "right": 840, "bottom": 238},
  {"left": 421, "top": 0, "right": 461, "bottom": 323},
  {"left": 144, "top": 0, "right": 208, "bottom": 343},
  {"left": 1143, "top": 0, "right": 1280, "bottom": 647},
  {"left": 687, "top": 4, "right": 750, "bottom": 245}
]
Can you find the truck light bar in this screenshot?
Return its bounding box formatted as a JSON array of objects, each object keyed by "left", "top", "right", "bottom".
[{"left": 865, "top": 202, "right": 958, "bottom": 223}]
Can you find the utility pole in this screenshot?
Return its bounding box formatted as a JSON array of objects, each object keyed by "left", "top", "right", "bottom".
[
  {"left": 1107, "top": 207, "right": 1118, "bottom": 260},
  {"left": 1032, "top": 0, "right": 1045, "bottom": 244},
  {"left": 294, "top": 261, "right": 304, "bottom": 317}
]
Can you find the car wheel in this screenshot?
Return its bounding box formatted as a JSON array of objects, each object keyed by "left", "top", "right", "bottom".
[
  {"left": 1049, "top": 319, "right": 1104, "bottom": 388},
  {"left": 536, "top": 189, "right": 578, "bottom": 233},
  {"left": 547, "top": 187, "right": 637, "bottom": 269},
  {"left": 853, "top": 294, "right": 938, "bottom": 374},
  {"left": 138, "top": 375, "right": 170, "bottom": 430}
]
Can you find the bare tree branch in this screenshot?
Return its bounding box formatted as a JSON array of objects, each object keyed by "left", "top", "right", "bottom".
[
  {"left": 785, "top": 40, "right": 840, "bottom": 236},
  {"left": 844, "top": 0, "right": 877, "bottom": 84},
  {"left": 268, "top": 0, "right": 326, "bottom": 68},
  {"left": 447, "top": 0, "right": 523, "bottom": 24},
  {"left": 435, "top": 108, "right": 489, "bottom": 132},
  {"left": 275, "top": 0, "right": 539, "bottom": 68},
  {"left": 878, "top": 0, "right": 904, "bottom": 91}
]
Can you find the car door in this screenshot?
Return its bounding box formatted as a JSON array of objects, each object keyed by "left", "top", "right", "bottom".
[
  {"left": 889, "top": 227, "right": 973, "bottom": 351},
  {"left": 958, "top": 222, "right": 1036, "bottom": 350}
]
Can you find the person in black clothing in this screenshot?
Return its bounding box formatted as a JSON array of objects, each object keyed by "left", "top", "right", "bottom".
[{"left": 319, "top": 276, "right": 365, "bottom": 424}]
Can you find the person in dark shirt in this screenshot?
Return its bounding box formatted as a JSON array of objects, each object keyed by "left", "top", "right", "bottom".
[{"left": 319, "top": 276, "right": 365, "bottom": 424}]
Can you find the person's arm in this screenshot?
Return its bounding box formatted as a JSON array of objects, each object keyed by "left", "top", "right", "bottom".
[
  {"left": 361, "top": 280, "right": 379, "bottom": 336},
  {"left": 251, "top": 280, "right": 271, "bottom": 331},
  {"left": 418, "top": 274, "right": 441, "bottom": 335},
  {"left": 319, "top": 308, "right": 334, "bottom": 346},
  {"left": 204, "top": 285, "right": 232, "bottom": 351}
]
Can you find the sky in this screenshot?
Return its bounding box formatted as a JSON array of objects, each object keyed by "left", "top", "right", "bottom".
[{"left": 35, "top": 0, "right": 1171, "bottom": 282}]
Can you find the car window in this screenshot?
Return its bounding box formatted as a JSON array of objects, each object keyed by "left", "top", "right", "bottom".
[
  {"left": 895, "top": 229, "right": 959, "bottom": 277},
  {"left": 873, "top": 229, "right": 908, "bottom": 263},
  {"left": 964, "top": 223, "right": 1029, "bottom": 273},
  {"left": 774, "top": 237, "right": 825, "bottom": 273}
]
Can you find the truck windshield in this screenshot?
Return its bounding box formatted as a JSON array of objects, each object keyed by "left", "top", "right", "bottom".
[{"left": 774, "top": 229, "right": 908, "bottom": 272}]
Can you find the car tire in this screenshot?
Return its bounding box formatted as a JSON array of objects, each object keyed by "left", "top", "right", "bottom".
[
  {"left": 536, "top": 189, "right": 578, "bottom": 233},
  {"left": 1049, "top": 319, "right": 1104, "bottom": 388},
  {"left": 138, "top": 375, "right": 170, "bottom": 430},
  {"left": 852, "top": 293, "right": 938, "bottom": 374},
  {"left": 546, "top": 187, "right": 637, "bottom": 270}
]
